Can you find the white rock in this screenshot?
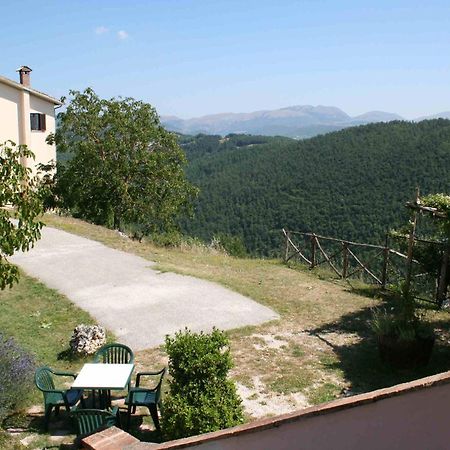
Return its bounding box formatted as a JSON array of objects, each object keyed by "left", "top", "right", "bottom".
[{"left": 70, "top": 324, "right": 106, "bottom": 356}]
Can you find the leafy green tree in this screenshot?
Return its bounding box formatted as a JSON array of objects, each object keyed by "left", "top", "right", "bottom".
[
  {"left": 0, "top": 142, "right": 45, "bottom": 289},
  {"left": 51, "top": 88, "right": 197, "bottom": 234},
  {"left": 162, "top": 328, "right": 244, "bottom": 440}
]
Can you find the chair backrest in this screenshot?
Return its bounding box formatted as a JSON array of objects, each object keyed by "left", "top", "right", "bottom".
[
  {"left": 94, "top": 343, "right": 134, "bottom": 364},
  {"left": 71, "top": 409, "right": 117, "bottom": 437},
  {"left": 35, "top": 367, "right": 55, "bottom": 392}
]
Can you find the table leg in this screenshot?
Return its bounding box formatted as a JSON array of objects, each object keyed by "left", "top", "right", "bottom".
[{"left": 98, "top": 390, "right": 112, "bottom": 409}]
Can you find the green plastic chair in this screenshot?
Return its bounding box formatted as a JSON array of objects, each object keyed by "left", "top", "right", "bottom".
[
  {"left": 34, "top": 366, "right": 85, "bottom": 430},
  {"left": 93, "top": 343, "right": 135, "bottom": 364},
  {"left": 124, "top": 368, "right": 166, "bottom": 431},
  {"left": 71, "top": 407, "right": 119, "bottom": 438}
]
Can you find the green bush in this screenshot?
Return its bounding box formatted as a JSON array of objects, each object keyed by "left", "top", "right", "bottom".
[
  {"left": 213, "top": 234, "right": 247, "bottom": 257},
  {"left": 149, "top": 231, "right": 203, "bottom": 248},
  {"left": 162, "top": 328, "right": 244, "bottom": 440}
]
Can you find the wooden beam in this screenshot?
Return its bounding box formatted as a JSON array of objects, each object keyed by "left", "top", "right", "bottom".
[
  {"left": 315, "top": 238, "right": 342, "bottom": 278},
  {"left": 347, "top": 247, "right": 383, "bottom": 285}
]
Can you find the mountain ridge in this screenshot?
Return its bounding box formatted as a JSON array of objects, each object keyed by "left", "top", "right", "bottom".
[
  {"left": 162, "top": 106, "right": 450, "bottom": 139},
  {"left": 162, "top": 105, "right": 403, "bottom": 138}
]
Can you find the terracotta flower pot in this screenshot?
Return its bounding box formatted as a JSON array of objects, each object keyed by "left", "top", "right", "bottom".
[{"left": 377, "top": 335, "right": 435, "bottom": 370}]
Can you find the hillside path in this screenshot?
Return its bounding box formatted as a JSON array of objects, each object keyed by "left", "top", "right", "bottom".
[{"left": 11, "top": 227, "right": 278, "bottom": 350}]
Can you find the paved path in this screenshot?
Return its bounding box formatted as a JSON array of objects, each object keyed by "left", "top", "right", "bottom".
[{"left": 11, "top": 227, "right": 278, "bottom": 350}]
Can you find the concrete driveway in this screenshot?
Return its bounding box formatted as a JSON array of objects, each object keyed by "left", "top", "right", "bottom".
[{"left": 11, "top": 227, "right": 278, "bottom": 350}]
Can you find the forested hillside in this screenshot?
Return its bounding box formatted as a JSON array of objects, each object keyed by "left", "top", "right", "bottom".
[
  {"left": 179, "top": 133, "right": 294, "bottom": 161},
  {"left": 180, "top": 120, "right": 450, "bottom": 255}
]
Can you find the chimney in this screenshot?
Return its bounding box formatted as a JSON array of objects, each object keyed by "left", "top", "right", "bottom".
[{"left": 16, "top": 66, "right": 32, "bottom": 87}]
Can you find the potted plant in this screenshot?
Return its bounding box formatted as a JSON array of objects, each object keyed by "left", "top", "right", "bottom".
[{"left": 371, "top": 284, "right": 435, "bottom": 369}]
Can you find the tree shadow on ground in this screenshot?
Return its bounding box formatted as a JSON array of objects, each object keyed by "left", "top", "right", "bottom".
[
  {"left": 125, "top": 413, "right": 161, "bottom": 443},
  {"left": 307, "top": 293, "right": 450, "bottom": 395}
]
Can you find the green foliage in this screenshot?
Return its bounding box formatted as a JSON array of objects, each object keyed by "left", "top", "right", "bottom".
[
  {"left": 162, "top": 328, "right": 244, "bottom": 440},
  {"left": 51, "top": 88, "right": 198, "bottom": 234},
  {"left": 421, "top": 193, "right": 450, "bottom": 237},
  {"left": 180, "top": 120, "right": 450, "bottom": 255},
  {"left": 0, "top": 141, "right": 45, "bottom": 289},
  {"left": 421, "top": 193, "right": 450, "bottom": 217}
]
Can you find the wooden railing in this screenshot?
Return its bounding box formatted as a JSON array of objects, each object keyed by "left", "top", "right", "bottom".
[
  {"left": 282, "top": 229, "right": 390, "bottom": 287},
  {"left": 282, "top": 229, "right": 448, "bottom": 305}
]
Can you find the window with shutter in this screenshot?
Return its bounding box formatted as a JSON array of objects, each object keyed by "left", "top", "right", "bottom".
[{"left": 30, "top": 113, "right": 46, "bottom": 131}]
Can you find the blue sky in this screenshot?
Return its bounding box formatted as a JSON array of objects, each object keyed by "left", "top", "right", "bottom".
[{"left": 2, "top": 0, "right": 450, "bottom": 119}]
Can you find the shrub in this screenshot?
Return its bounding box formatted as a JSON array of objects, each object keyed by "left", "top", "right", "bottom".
[
  {"left": 371, "top": 284, "right": 434, "bottom": 342},
  {"left": 212, "top": 234, "right": 247, "bottom": 257},
  {"left": 0, "top": 334, "right": 35, "bottom": 421},
  {"left": 150, "top": 231, "right": 195, "bottom": 248},
  {"left": 162, "top": 328, "right": 244, "bottom": 440}
]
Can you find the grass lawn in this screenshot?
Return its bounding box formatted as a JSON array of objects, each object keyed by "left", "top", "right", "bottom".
[{"left": 0, "top": 274, "right": 115, "bottom": 449}]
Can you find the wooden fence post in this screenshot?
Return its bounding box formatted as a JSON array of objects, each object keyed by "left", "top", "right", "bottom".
[
  {"left": 342, "top": 243, "right": 348, "bottom": 279},
  {"left": 311, "top": 234, "right": 316, "bottom": 269},
  {"left": 405, "top": 190, "right": 419, "bottom": 296},
  {"left": 381, "top": 234, "right": 389, "bottom": 289},
  {"left": 284, "top": 230, "right": 290, "bottom": 263},
  {"left": 437, "top": 246, "right": 449, "bottom": 307}
]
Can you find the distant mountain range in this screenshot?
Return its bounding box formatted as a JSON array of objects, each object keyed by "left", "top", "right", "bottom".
[
  {"left": 415, "top": 111, "right": 450, "bottom": 121},
  {"left": 161, "top": 106, "right": 450, "bottom": 138}
]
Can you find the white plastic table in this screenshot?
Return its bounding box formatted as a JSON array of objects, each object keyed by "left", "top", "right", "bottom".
[
  {"left": 72, "top": 363, "right": 134, "bottom": 408},
  {"left": 72, "top": 363, "right": 134, "bottom": 390}
]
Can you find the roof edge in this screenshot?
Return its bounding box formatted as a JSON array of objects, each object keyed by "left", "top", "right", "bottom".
[
  {"left": 140, "top": 370, "right": 450, "bottom": 450},
  {"left": 0, "top": 75, "right": 63, "bottom": 106}
]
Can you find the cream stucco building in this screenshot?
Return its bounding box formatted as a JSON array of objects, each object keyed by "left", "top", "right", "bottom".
[{"left": 0, "top": 66, "right": 62, "bottom": 173}]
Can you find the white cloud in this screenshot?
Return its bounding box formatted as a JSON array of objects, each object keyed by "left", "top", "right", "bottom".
[
  {"left": 95, "top": 26, "right": 109, "bottom": 35},
  {"left": 117, "top": 30, "right": 129, "bottom": 40}
]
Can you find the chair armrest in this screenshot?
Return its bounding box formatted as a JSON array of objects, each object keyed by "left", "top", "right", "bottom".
[
  {"left": 135, "top": 368, "right": 166, "bottom": 387},
  {"left": 136, "top": 369, "right": 165, "bottom": 376},
  {"left": 130, "top": 387, "right": 156, "bottom": 394},
  {"left": 52, "top": 370, "right": 77, "bottom": 379}
]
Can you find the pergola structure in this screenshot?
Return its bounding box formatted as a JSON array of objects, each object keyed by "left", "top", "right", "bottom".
[{"left": 405, "top": 190, "right": 450, "bottom": 306}]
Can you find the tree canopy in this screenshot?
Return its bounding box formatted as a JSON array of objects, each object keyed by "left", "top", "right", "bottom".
[
  {"left": 52, "top": 88, "right": 197, "bottom": 235},
  {"left": 0, "top": 142, "right": 45, "bottom": 289}
]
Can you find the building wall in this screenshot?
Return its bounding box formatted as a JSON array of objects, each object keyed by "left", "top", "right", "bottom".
[
  {"left": 0, "top": 82, "right": 20, "bottom": 144},
  {"left": 0, "top": 81, "right": 57, "bottom": 175},
  {"left": 29, "top": 94, "right": 57, "bottom": 172},
  {"left": 144, "top": 372, "right": 450, "bottom": 450},
  {"left": 193, "top": 383, "right": 450, "bottom": 450}
]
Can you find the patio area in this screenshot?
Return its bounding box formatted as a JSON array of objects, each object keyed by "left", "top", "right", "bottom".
[{"left": 27, "top": 343, "right": 166, "bottom": 448}]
